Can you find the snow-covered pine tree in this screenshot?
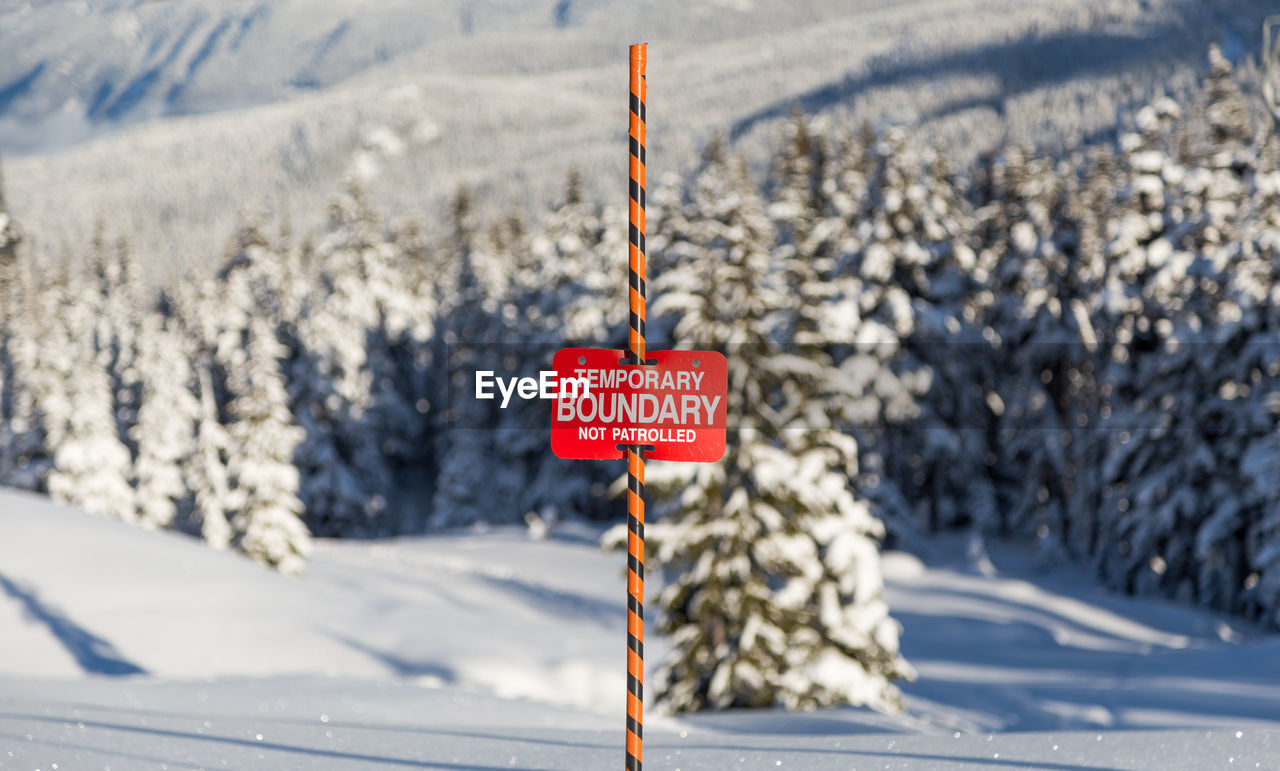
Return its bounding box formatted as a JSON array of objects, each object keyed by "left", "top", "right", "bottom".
[
  {"left": 226, "top": 313, "right": 311, "bottom": 574},
  {"left": 130, "top": 312, "right": 200, "bottom": 529},
  {"left": 289, "top": 184, "right": 415, "bottom": 536},
  {"left": 187, "top": 364, "right": 235, "bottom": 549},
  {"left": 1237, "top": 173, "right": 1280, "bottom": 620},
  {"left": 824, "top": 121, "right": 878, "bottom": 243},
  {"left": 1204, "top": 43, "right": 1254, "bottom": 158},
  {"left": 44, "top": 274, "right": 136, "bottom": 521},
  {"left": 1204, "top": 123, "right": 1280, "bottom": 622},
  {"left": 529, "top": 168, "right": 618, "bottom": 343},
  {"left": 1, "top": 261, "right": 62, "bottom": 490},
  {"left": 0, "top": 152, "right": 19, "bottom": 293},
  {"left": 643, "top": 168, "right": 701, "bottom": 346},
  {"left": 198, "top": 220, "right": 328, "bottom": 562},
  {"left": 1072, "top": 144, "right": 1118, "bottom": 299},
  {"left": 638, "top": 139, "right": 911, "bottom": 712},
  {"left": 485, "top": 206, "right": 552, "bottom": 520},
  {"left": 1176, "top": 46, "right": 1252, "bottom": 265},
  {"left": 841, "top": 128, "right": 996, "bottom": 537},
  {"left": 88, "top": 233, "right": 145, "bottom": 467},
  {"left": 0, "top": 305, "right": 9, "bottom": 486},
  {"left": 1090, "top": 103, "right": 1203, "bottom": 600},
  {"left": 1092, "top": 55, "right": 1260, "bottom": 609},
  {"left": 768, "top": 107, "right": 831, "bottom": 270},
  {"left": 323, "top": 184, "right": 430, "bottom": 444},
  {"left": 492, "top": 171, "right": 627, "bottom": 525},
  {"left": 170, "top": 230, "right": 272, "bottom": 545},
  {"left": 430, "top": 185, "right": 509, "bottom": 528},
  {"left": 767, "top": 115, "right": 922, "bottom": 543},
  {"left": 288, "top": 335, "right": 378, "bottom": 538},
  {"left": 974, "top": 145, "right": 1101, "bottom": 556},
  {"left": 0, "top": 158, "right": 20, "bottom": 483},
  {"left": 768, "top": 109, "right": 844, "bottom": 347}
]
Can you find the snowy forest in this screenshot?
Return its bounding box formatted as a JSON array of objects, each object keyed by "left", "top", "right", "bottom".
[{"left": 2, "top": 43, "right": 1280, "bottom": 710}]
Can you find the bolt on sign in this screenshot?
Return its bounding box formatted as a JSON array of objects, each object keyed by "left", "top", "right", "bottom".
[{"left": 551, "top": 348, "right": 727, "bottom": 461}]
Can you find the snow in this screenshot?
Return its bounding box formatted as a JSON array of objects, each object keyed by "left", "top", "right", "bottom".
[
  {"left": 3, "top": 0, "right": 1271, "bottom": 274},
  {"left": 4, "top": 489, "right": 1280, "bottom": 767}
]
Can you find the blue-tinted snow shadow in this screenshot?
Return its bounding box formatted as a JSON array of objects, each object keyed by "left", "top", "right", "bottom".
[
  {"left": 0, "top": 699, "right": 616, "bottom": 752},
  {"left": 0, "top": 730, "right": 194, "bottom": 768},
  {"left": 727, "top": 2, "right": 1265, "bottom": 141},
  {"left": 326, "top": 633, "right": 457, "bottom": 682},
  {"left": 0, "top": 572, "right": 145, "bottom": 676},
  {"left": 890, "top": 596, "right": 1280, "bottom": 731},
  {"left": 883, "top": 535, "right": 1280, "bottom": 731},
  {"left": 729, "top": 27, "right": 1168, "bottom": 138},
  {"left": 0, "top": 61, "right": 46, "bottom": 113},
  {"left": 543, "top": 524, "right": 610, "bottom": 547},
  {"left": 0, "top": 712, "right": 508, "bottom": 770},
  {"left": 472, "top": 571, "right": 621, "bottom": 627},
  {"left": 890, "top": 584, "right": 1205, "bottom": 663},
  {"left": 677, "top": 708, "right": 909, "bottom": 737},
  {"left": 655, "top": 737, "right": 1123, "bottom": 771}
]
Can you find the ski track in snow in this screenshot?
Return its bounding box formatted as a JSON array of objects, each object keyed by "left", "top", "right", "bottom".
[{"left": 3, "top": 489, "right": 1280, "bottom": 767}]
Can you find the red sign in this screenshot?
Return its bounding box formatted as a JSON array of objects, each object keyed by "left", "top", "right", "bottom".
[{"left": 551, "top": 348, "right": 727, "bottom": 462}]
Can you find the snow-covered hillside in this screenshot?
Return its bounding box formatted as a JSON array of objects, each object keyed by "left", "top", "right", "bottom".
[
  {"left": 4, "top": 489, "right": 1280, "bottom": 768},
  {"left": 2, "top": 0, "right": 1275, "bottom": 273}
]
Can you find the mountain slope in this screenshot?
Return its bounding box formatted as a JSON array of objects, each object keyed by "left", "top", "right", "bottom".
[{"left": 2, "top": 0, "right": 1274, "bottom": 274}]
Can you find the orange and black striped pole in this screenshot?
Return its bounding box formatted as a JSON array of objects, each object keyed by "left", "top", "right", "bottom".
[{"left": 624, "top": 42, "right": 647, "bottom": 771}]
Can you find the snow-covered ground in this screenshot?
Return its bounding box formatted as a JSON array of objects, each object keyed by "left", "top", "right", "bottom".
[
  {"left": 3, "top": 489, "right": 1280, "bottom": 768},
  {"left": 3, "top": 0, "right": 1276, "bottom": 274}
]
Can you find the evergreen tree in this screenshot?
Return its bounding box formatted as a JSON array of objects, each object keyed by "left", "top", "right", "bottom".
[
  {"left": 44, "top": 277, "right": 136, "bottom": 521},
  {"left": 1204, "top": 44, "right": 1253, "bottom": 154},
  {"left": 430, "top": 185, "right": 508, "bottom": 528},
  {"left": 290, "top": 185, "right": 419, "bottom": 536},
  {"left": 88, "top": 234, "right": 145, "bottom": 464},
  {"left": 1191, "top": 126, "right": 1280, "bottom": 621},
  {"left": 529, "top": 168, "right": 620, "bottom": 343},
  {"left": 769, "top": 107, "right": 831, "bottom": 265},
  {"left": 975, "top": 146, "right": 1102, "bottom": 557},
  {"left": 637, "top": 141, "right": 911, "bottom": 712},
  {"left": 842, "top": 128, "right": 995, "bottom": 537},
  {"left": 187, "top": 364, "right": 235, "bottom": 549},
  {"left": 0, "top": 162, "right": 19, "bottom": 483},
  {"left": 131, "top": 313, "right": 199, "bottom": 529},
  {"left": 1090, "top": 54, "right": 1268, "bottom": 612},
  {"left": 2, "top": 265, "right": 61, "bottom": 490},
  {"left": 0, "top": 152, "right": 19, "bottom": 293},
  {"left": 227, "top": 314, "right": 310, "bottom": 575},
  {"left": 496, "top": 172, "right": 620, "bottom": 524},
  {"left": 769, "top": 116, "right": 922, "bottom": 541}
]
